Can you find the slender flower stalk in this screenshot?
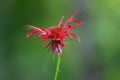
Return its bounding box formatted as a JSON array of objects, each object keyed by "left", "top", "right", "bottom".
[
  {"left": 54, "top": 55, "right": 61, "bottom": 80},
  {"left": 26, "top": 9, "right": 82, "bottom": 80}
]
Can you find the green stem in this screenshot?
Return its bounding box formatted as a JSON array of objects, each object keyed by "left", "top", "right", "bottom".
[{"left": 54, "top": 55, "right": 61, "bottom": 80}]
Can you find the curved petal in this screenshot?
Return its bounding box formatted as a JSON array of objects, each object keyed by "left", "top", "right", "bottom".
[
  {"left": 26, "top": 25, "right": 45, "bottom": 38},
  {"left": 64, "top": 9, "right": 79, "bottom": 28},
  {"left": 72, "top": 19, "right": 82, "bottom": 26},
  {"left": 70, "top": 32, "right": 80, "bottom": 41},
  {"left": 58, "top": 16, "right": 64, "bottom": 27}
]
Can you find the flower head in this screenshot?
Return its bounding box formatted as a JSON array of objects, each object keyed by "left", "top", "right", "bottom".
[{"left": 26, "top": 9, "right": 82, "bottom": 56}]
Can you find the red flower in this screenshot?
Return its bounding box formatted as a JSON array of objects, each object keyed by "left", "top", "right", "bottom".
[{"left": 26, "top": 9, "right": 82, "bottom": 55}]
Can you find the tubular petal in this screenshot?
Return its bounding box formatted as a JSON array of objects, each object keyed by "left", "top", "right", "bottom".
[
  {"left": 70, "top": 32, "right": 80, "bottom": 41},
  {"left": 72, "top": 20, "right": 82, "bottom": 26},
  {"left": 58, "top": 16, "right": 64, "bottom": 27},
  {"left": 27, "top": 25, "right": 45, "bottom": 33},
  {"left": 64, "top": 9, "right": 79, "bottom": 28}
]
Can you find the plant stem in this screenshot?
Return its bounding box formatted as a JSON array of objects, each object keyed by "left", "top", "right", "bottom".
[{"left": 54, "top": 55, "right": 61, "bottom": 80}]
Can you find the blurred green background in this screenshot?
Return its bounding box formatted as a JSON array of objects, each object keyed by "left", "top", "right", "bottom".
[{"left": 0, "top": 0, "right": 120, "bottom": 80}]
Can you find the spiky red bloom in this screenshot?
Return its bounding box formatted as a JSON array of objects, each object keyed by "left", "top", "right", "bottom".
[{"left": 26, "top": 9, "right": 82, "bottom": 55}]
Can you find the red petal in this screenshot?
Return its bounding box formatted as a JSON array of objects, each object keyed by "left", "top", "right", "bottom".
[
  {"left": 64, "top": 9, "right": 79, "bottom": 28},
  {"left": 26, "top": 25, "right": 45, "bottom": 38},
  {"left": 27, "top": 25, "right": 45, "bottom": 33},
  {"left": 60, "top": 40, "right": 65, "bottom": 47},
  {"left": 65, "top": 25, "right": 75, "bottom": 32},
  {"left": 72, "top": 20, "right": 82, "bottom": 26},
  {"left": 69, "top": 32, "right": 80, "bottom": 41},
  {"left": 58, "top": 16, "right": 64, "bottom": 27},
  {"left": 26, "top": 31, "right": 39, "bottom": 38}
]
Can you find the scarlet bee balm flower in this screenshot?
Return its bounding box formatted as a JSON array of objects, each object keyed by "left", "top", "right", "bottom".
[{"left": 26, "top": 9, "right": 82, "bottom": 56}]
